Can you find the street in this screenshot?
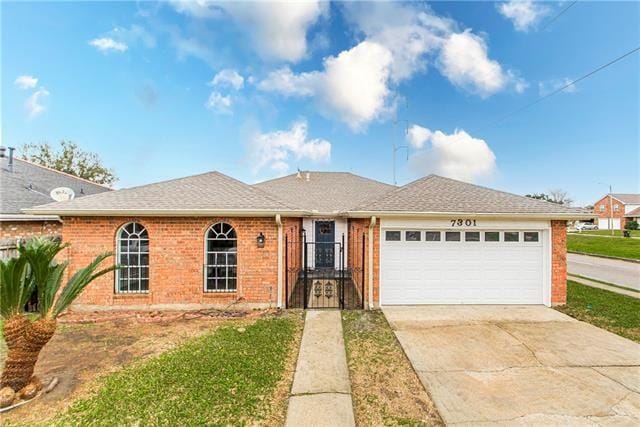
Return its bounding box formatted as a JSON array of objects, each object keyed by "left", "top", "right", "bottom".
[{"left": 568, "top": 253, "right": 640, "bottom": 291}]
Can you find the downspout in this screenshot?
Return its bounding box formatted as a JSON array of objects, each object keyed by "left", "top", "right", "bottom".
[
  {"left": 368, "top": 216, "right": 376, "bottom": 310},
  {"left": 276, "top": 214, "right": 283, "bottom": 309}
]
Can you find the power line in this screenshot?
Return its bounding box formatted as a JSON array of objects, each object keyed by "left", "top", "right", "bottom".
[
  {"left": 494, "top": 46, "right": 640, "bottom": 125},
  {"left": 540, "top": 1, "right": 579, "bottom": 31}
]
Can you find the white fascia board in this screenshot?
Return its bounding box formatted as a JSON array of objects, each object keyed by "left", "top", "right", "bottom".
[
  {"left": 22, "top": 208, "right": 306, "bottom": 217},
  {"left": 0, "top": 214, "right": 61, "bottom": 222},
  {"left": 344, "top": 211, "right": 596, "bottom": 220}
]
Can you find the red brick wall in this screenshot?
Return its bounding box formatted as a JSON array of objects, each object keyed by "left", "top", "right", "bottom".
[
  {"left": 0, "top": 220, "right": 61, "bottom": 240},
  {"left": 551, "top": 220, "right": 567, "bottom": 305},
  {"left": 61, "top": 216, "right": 279, "bottom": 310},
  {"left": 282, "top": 217, "right": 302, "bottom": 307},
  {"left": 347, "top": 218, "right": 380, "bottom": 308},
  {"left": 594, "top": 195, "right": 627, "bottom": 229}
]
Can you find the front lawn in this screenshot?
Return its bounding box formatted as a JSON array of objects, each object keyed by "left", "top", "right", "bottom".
[
  {"left": 567, "top": 233, "right": 640, "bottom": 260},
  {"left": 45, "top": 313, "right": 302, "bottom": 426},
  {"left": 342, "top": 310, "right": 442, "bottom": 426},
  {"left": 555, "top": 281, "right": 640, "bottom": 343}
]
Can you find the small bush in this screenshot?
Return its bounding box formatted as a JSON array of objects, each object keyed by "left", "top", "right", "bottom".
[{"left": 625, "top": 220, "right": 639, "bottom": 230}]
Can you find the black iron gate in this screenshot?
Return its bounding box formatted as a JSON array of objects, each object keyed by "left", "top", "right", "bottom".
[{"left": 285, "top": 231, "right": 365, "bottom": 309}]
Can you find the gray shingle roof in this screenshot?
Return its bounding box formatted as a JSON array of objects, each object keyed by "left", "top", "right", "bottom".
[
  {"left": 253, "top": 171, "right": 395, "bottom": 213},
  {"left": 27, "top": 171, "right": 295, "bottom": 214},
  {"left": 612, "top": 194, "right": 640, "bottom": 205},
  {"left": 625, "top": 206, "right": 640, "bottom": 218},
  {"left": 354, "top": 175, "right": 588, "bottom": 215},
  {"left": 1, "top": 157, "right": 111, "bottom": 216}
]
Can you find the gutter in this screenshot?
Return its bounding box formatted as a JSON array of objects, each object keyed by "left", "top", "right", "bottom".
[
  {"left": 345, "top": 211, "right": 595, "bottom": 220},
  {"left": 0, "top": 214, "right": 61, "bottom": 222},
  {"left": 368, "top": 216, "right": 376, "bottom": 310},
  {"left": 275, "top": 214, "right": 283, "bottom": 309},
  {"left": 22, "top": 208, "right": 306, "bottom": 217}
]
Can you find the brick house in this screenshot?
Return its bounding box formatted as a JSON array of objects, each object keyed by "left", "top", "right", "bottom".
[
  {"left": 25, "top": 171, "right": 591, "bottom": 311},
  {"left": 0, "top": 147, "right": 110, "bottom": 256},
  {"left": 593, "top": 193, "right": 640, "bottom": 230}
]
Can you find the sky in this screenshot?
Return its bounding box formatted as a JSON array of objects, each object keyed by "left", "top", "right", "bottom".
[{"left": 2, "top": 1, "right": 638, "bottom": 207}]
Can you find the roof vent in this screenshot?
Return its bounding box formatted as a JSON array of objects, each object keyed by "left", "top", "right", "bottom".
[
  {"left": 296, "top": 168, "right": 302, "bottom": 179},
  {"left": 305, "top": 172, "right": 310, "bottom": 182},
  {"left": 7, "top": 147, "right": 15, "bottom": 172},
  {"left": 0, "top": 147, "right": 5, "bottom": 158}
]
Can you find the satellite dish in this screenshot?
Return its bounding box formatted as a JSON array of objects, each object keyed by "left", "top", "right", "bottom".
[{"left": 50, "top": 187, "right": 75, "bottom": 202}]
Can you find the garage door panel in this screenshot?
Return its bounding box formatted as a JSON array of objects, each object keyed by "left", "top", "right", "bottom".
[{"left": 381, "top": 229, "right": 545, "bottom": 305}]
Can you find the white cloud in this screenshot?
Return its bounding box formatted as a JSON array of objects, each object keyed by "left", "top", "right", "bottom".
[
  {"left": 259, "top": 41, "right": 394, "bottom": 131},
  {"left": 437, "top": 30, "right": 523, "bottom": 98},
  {"left": 210, "top": 69, "right": 244, "bottom": 90},
  {"left": 14, "top": 75, "right": 38, "bottom": 90},
  {"left": 89, "top": 37, "right": 128, "bottom": 53},
  {"left": 25, "top": 87, "right": 50, "bottom": 118},
  {"left": 250, "top": 120, "right": 331, "bottom": 175},
  {"left": 172, "top": 1, "right": 327, "bottom": 63},
  {"left": 342, "top": 2, "right": 453, "bottom": 83},
  {"left": 205, "top": 91, "right": 232, "bottom": 114},
  {"left": 497, "top": 1, "right": 549, "bottom": 32},
  {"left": 538, "top": 77, "right": 577, "bottom": 96},
  {"left": 407, "top": 124, "right": 432, "bottom": 149},
  {"left": 409, "top": 127, "right": 496, "bottom": 182}
]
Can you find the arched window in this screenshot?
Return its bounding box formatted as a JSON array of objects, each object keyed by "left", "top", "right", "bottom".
[
  {"left": 116, "top": 222, "right": 149, "bottom": 293},
  {"left": 205, "top": 222, "right": 237, "bottom": 292}
]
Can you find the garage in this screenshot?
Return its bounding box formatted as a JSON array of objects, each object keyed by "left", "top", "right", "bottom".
[
  {"left": 598, "top": 217, "right": 621, "bottom": 230},
  {"left": 380, "top": 219, "right": 550, "bottom": 306}
]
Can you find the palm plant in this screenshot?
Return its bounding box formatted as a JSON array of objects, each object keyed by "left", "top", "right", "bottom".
[{"left": 0, "top": 237, "right": 116, "bottom": 393}]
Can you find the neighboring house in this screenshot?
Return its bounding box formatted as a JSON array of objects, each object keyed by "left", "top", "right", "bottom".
[
  {"left": 25, "top": 171, "right": 591, "bottom": 311},
  {"left": 0, "top": 147, "right": 111, "bottom": 255},
  {"left": 593, "top": 193, "right": 640, "bottom": 230}
]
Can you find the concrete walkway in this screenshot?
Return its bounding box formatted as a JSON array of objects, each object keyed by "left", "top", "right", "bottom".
[
  {"left": 285, "top": 310, "right": 355, "bottom": 427},
  {"left": 569, "top": 274, "right": 640, "bottom": 299}
]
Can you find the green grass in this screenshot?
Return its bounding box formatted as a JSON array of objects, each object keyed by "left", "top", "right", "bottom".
[
  {"left": 570, "top": 229, "right": 640, "bottom": 237},
  {"left": 555, "top": 281, "right": 640, "bottom": 342},
  {"left": 567, "top": 233, "right": 640, "bottom": 260},
  {"left": 51, "top": 315, "right": 298, "bottom": 426}
]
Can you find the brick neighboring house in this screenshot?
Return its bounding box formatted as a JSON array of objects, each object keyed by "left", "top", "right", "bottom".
[
  {"left": 25, "top": 171, "right": 591, "bottom": 311},
  {"left": 593, "top": 193, "right": 640, "bottom": 230},
  {"left": 0, "top": 147, "right": 111, "bottom": 256}
]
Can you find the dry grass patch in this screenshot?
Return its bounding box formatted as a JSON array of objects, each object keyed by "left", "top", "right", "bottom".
[
  {"left": 0, "top": 310, "right": 303, "bottom": 425},
  {"left": 342, "top": 310, "right": 443, "bottom": 426}
]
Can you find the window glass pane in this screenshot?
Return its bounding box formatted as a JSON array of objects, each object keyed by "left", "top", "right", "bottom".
[
  {"left": 504, "top": 232, "right": 519, "bottom": 242},
  {"left": 424, "top": 231, "right": 441, "bottom": 241},
  {"left": 140, "top": 279, "right": 149, "bottom": 292},
  {"left": 405, "top": 231, "right": 421, "bottom": 241},
  {"left": 465, "top": 232, "right": 480, "bottom": 242},
  {"left": 524, "top": 232, "right": 539, "bottom": 242},
  {"left": 140, "top": 267, "right": 149, "bottom": 279},
  {"left": 227, "top": 278, "right": 237, "bottom": 290},
  {"left": 445, "top": 231, "right": 461, "bottom": 242},
  {"left": 228, "top": 267, "right": 237, "bottom": 279},
  {"left": 385, "top": 231, "right": 401, "bottom": 241},
  {"left": 129, "top": 279, "right": 140, "bottom": 292},
  {"left": 484, "top": 232, "right": 500, "bottom": 242},
  {"left": 119, "top": 278, "right": 128, "bottom": 293},
  {"left": 228, "top": 253, "right": 237, "bottom": 266}
]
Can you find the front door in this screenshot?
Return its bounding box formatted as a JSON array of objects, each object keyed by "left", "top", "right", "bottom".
[{"left": 315, "top": 221, "right": 335, "bottom": 268}]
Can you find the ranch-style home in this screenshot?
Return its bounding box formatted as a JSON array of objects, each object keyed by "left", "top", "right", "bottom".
[{"left": 26, "top": 171, "right": 592, "bottom": 311}]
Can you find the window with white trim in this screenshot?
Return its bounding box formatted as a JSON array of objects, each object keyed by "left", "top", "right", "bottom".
[
  {"left": 614, "top": 204, "right": 619, "bottom": 212},
  {"left": 205, "top": 222, "right": 237, "bottom": 292},
  {"left": 116, "top": 222, "right": 149, "bottom": 293},
  {"left": 600, "top": 205, "right": 605, "bottom": 212},
  {"left": 385, "top": 231, "right": 401, "bottom": 241}
]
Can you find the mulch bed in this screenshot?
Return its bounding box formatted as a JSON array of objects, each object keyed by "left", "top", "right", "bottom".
[{"left": 57, "top": 308, "right": 267, "bottom": 324}]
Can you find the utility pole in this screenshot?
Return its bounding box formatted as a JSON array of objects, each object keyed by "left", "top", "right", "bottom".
[{"left": 393, "top": 119, "right": 409, "bottom": 186}]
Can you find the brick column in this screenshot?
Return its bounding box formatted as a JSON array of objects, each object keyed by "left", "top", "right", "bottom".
[{"left": 551, "top": 220, "right": 567, "bottom": 305}]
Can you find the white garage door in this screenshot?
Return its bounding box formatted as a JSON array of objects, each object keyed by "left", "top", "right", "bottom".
[
  {"left": 381, "top": 229, "right": 545, "bottom": 305},
  {"left": 598, "top": 218, "right": 621, "bottom": 230}
]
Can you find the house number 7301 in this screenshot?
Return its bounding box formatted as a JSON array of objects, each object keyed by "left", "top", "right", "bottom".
[{"left": 450, "top": 219, "right": 477, "bottom": 227}]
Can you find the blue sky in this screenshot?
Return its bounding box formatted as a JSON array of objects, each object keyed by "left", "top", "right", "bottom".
[{"left": 2, "top": 1, "right": 638, "bottom": 206}]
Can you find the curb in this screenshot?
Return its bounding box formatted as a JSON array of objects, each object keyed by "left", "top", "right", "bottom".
[{"left": 567, "top": 251, "right": 640, "bottom": 264}]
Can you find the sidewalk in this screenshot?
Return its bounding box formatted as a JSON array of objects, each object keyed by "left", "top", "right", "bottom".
[
  {"left": 285, "top": 310, "right": 355, "bottom": 427},
  {"left": 568, "top": 274, "right": 640, "bottom": 299}
]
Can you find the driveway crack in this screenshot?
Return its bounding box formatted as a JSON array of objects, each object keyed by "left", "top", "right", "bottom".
[{"left": 494, "top": 322, "right": 543, "bottom": 367}]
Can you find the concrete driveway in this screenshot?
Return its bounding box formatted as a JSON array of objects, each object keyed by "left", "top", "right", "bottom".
[
  {"left": 568, "top": 253, "right": 640, "bottom": 290},
  {"left": 383, "top": 306, "right": 640, "bottom": 425}
]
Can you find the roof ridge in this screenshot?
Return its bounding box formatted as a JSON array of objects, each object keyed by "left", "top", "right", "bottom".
[
  {"left": 352, "top": 174, "right": 436, "bottom": 210},
  {"left": 13, "top": 158, "right": 114, "bottom": 190}
]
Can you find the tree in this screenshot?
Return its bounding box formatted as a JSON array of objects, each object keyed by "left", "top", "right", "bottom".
[
  {"left": 0, "top": 238, "right": 115, "bottom": 395},
  {"left": 525, "top": 190, "right": 573, "bottom": 206},
  {"left": 20, "top": 141, "right": 117, "bottom": 186}
]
